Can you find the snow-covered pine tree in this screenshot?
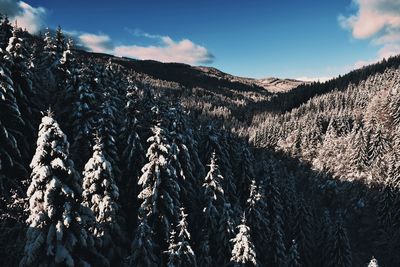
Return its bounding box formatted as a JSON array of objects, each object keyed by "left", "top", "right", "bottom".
[
  {"left": 167, "top": 106, "right": 198, "bottom": 209},
  {"left": 120, "top": 83, "right": 146, "bottom": 229},
  {"left": 217, "top": 202, "right": 235, "bottom": 265},
  {"left": 293, "top": 196, "right": 314, "bottom": 267},
  {"left": 200, "top": 125, "right": 237, "bottom": 202},
  {"left": 0, "top": 47, "right": 27, "bottom": 195},
  {"left": 56, "top": 37, "right": 78, "bottom": 121},
  {"left": 135, "top": 113, "right": 181, "bottom": 260},
  {"left": 43, "top": 29, "right": 57, "bottom": 69},
  {"left": 368, "top": 125, "right": 390, "bottom": 183},
  {"left": 245, "top": 179, "right": 269, "bottom": 264},
  {"left": 316, "top": 209, "right": 333, "bottom": 266},
  {"left": 60, "top": 38, "right": 75, "bottom": 69},
  {"left": 202, "top": 151, "right": 225, "bottom": 230},
  {"left": 236, "top": 143, "right": 256, "bottom": 207},
  {"left": 197, "top": 231, "right": 213, "bottom": 267},
  {"left": 201, "top": 151, "right": 235, "bottom": 265},
  {"left": 376, "top": 181, "right": 397, "bottom": 234},
  {"left": 55, "top": 26, "right": 66, "bottom": 61},
  {"left": 129, "top": 214, "right": 159, "bottom": 267},
  {"left": 263, "top": 161, "right": 286, "bottom": 267},
  {"left": 0, "top": 15, "right": 12, "bottom": 49},
  {"left": 230, "top": 216, "right": 258, "bottom": 267},
  {"left": 166, "top": 208, "right": 197, "bottom": 267},
  {"left": 386, "top": 86, "right": 400, "bottom": 130},
  {"left": 95, "top": 65, "right": 122, "bottom": 180},
  {"left": 368, "top": 257, "right": 379, "bottom": 267},
  {"left": 97, "top": 92, "right": 120, "bottom": 176},
  {"left": 349, "top": 125, "right": 369, "bottom": 172},
  {"left": 69, "top": 64, "right": 98, "bottom": 169},
  {"left": 6, "top": 26, "right": 36, "bottom": 162},
  {"left": 286, "top": 240, "right": 301, "bottom": 267},
  {"left": 327, "top": 215, "right": 352, "bottom": 267},
  {"left": 20, "top": 114, "right": 93, "bottom": 267},
  {"left": 82, "top": 136, "right": 120, "bottom": 264},
  {"left": 29, "top": 35, "right": 49, "bottom": 100},
  {"left": 29, "top": 36, "right": 45, "bottom": 72}
]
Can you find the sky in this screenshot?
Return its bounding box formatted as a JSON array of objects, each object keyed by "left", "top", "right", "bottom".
[{"left": 1, "top": 0, "right": 400, "bottom": 81}]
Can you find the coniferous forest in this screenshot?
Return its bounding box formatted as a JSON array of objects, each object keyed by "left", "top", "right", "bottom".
[{"left": 1, "top": 18, "right": 400, "bottom": 267}]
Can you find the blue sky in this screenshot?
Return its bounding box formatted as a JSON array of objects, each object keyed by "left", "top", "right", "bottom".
[{"left": 3, "top": 0, "right": 400, "bottom": 80}]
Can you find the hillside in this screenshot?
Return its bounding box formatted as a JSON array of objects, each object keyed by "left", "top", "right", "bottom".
[{"left": 1, "top": 23, "right": 400, "bottom": 267}]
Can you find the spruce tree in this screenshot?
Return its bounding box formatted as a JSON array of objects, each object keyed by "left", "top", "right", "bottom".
[
  {"left": 43, "top": 29, "right": 57, "bottom": 69},
  {"left": 0, "top": 47, "right": 27, "bottom": 195},
  {"left": 327, "top": 216, "right": 352, "bottom": 267},
  {"left": 97, "top": 91, "right": 121, "bottom": 179},
  {"left": 202, "top": 152, "right": 225, "bottom": 231},
  {"left": 136, "top": 116, "right": 181, "bottom": 260},
  {"left": 349, "top": 126, "right": 369, "bottom": 172},
  {"left": 236, "top": 144, "right": 256, "bottom": 206},
  {"left": 245, "top": 179, "right": 269, "bottom": 264},
  {"left": 263, "top": 162, "right": 286, "bottom": 267},
  {"left": 293, "top": 196, "right": 314, "bottom": 267},
  {"left": 286, "top": 240, "right": 301, "bottom": 267},
  {"left": 55, "top": 25, "right": 66, "bottom": 61},
  {"left": 69, "top": 65, "right": 98, "bottom": 168},
  {"left": 82, "top": 137, "right": 120, "bottom": 264},
  {"left": 166, "top": 208, "right": 197, "bottom": 267},
  {"left": 129, "top": 214, "right": 159, "bottom": 267},
  {"left": 202, "top": 151, "right": 233, "bottom": 264},
  {"left": 230, "top": 216, "right": 258, "bottom": 267},
  {"left": 120, "top": 83, "right": 146, "bottom": 229},
  {"left": 368, "top": 257, "right": 379, "bottom": 267},
  {"left": 0, "top": 15, "right": 12, "bottom": 49},
  {"left": 20, "top": 114, "right": 94, "bottom": 267},
  {"left": 6, "top": 26, "right": 35, "bottom": 162}
]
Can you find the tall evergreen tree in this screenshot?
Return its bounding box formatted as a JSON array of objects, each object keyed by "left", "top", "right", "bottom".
[
  {"left": 245, "top": 179, "right": 269, "bottom": 264},
  {"left": 0, "top": 47, "right": 27, "bottom": 195},
  {"left": 120, "top": 83, "right": 146, "bottom": 230},
  {"left": 69, "top": 65, "right": 98, "bottom": 168},
  {"left": 129, "top": 214, "right": 159, "bottom": 267},
  {"left": 20, "top": 114, "right": 95, "bottom": 267},
  {"left": 263, "top": 162, "right": 286, "bottom": 267},
  {"left": 55, "top": 25, "right": 66, "bottom": 61},
  {"left": 0, "top": 15, "right": 12, "bottom": 49},
  {"left": 230, "top": 216, "right": 258, "bottom": 267},
  {"left": 201, "top": 151, "right": 234, "bottom": 264},
  {"left": 327, "top": 216, "right": 352, "bottom": 267},
  {"left": 6, "top": 26, "right": 36, "bottom": 162},
  {"left": 349, "top": 125, "right": 369, "bottom": 172},
  {"left": 286, "top": 240, "right": 301, "bottom": 267},
  {"left": 166, "top": 208, "right": 197, "bottom": 267},
  {"left": 82, "top": 137, "right": 121, "bottom": 264},
  {"left": 293, "top": 196, "right": 314, "bottom": 267},
  {"left": 135, "top": 117, "right": 181, "bottom": 261}
]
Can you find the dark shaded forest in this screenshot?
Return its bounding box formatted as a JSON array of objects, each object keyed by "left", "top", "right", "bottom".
[{"left": 0, "top": 19, "right": 398, "bottom": 267}]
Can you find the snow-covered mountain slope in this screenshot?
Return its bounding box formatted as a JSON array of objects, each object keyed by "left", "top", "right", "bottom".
[
  {"left": 256, "top": 77, "right": 308, "bottom": 92},
  {"left": 195, "top": 66, "right": 308, "bottom": 92}
]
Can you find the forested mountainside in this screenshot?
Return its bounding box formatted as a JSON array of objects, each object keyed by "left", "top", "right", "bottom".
[{"left": 1, "top": 18, "right": 400, "bottom": 267}]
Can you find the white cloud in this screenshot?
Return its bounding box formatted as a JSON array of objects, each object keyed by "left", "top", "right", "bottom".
[
  {"left": 378, "top": 43, "right": 400, "bottom": 59},
  {"left": 0, "top": 0, "right": 47, "bottom": 33},
  {"left": 77, "top": 31, "right": 214, "bottom": 65},
  {"left": 339, "top": 0, "right": 400, "bottom": 65},
  {"left": 78, "top": 33, "right": 114, "bottom": 53},
  {"left": 339, "top": 0, "right": 400, "bottom": 39},
  {"left": 114, "top": 37, "right": 214, "bottom": 65}
]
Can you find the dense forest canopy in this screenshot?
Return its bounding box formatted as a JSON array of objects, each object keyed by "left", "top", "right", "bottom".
[{"left": 0, "top": 19, "right": 399, "bottom": 267}]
